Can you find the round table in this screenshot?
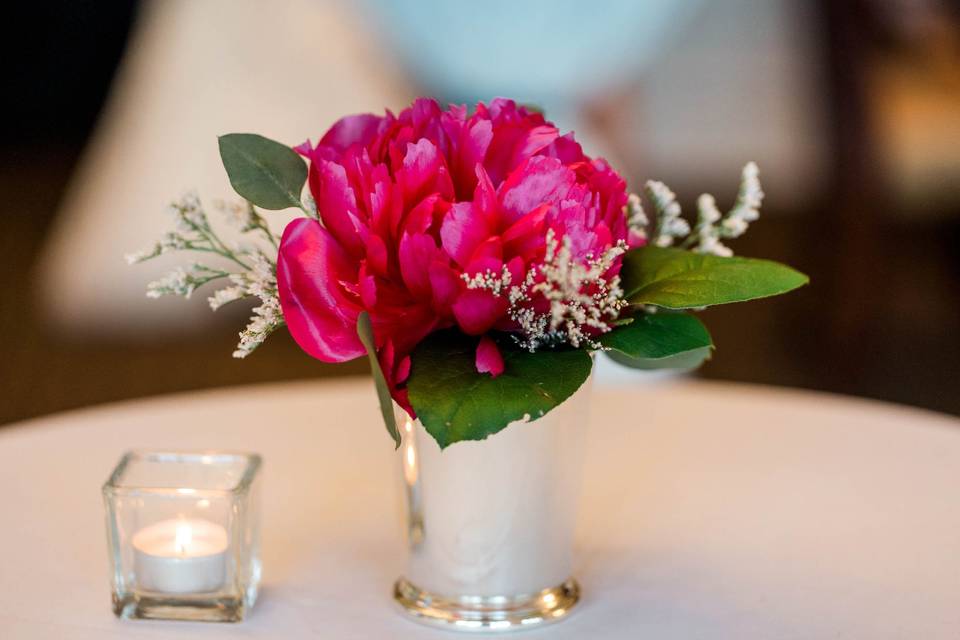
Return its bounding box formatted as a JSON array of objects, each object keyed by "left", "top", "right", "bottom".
[{"left": 1, "top": 378, "right": 958, "bottom": 638}]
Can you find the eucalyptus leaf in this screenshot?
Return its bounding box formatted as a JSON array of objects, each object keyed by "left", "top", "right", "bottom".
[
  {"left": 600, "top": 313, "right": 713, "bottom": 370},
  {"left": 357, "top": 312, "right": 401, "bottom": 448},
  {"left": 218, "top": 133, "right": 307, "bottom": 210},
  {"left": 407, "top": 331, "right": 592, "bottom": 449},
  {"left": 621, "top": 246, "right": 808, "bottom": 309}
]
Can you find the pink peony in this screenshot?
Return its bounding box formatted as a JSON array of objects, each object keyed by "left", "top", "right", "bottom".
[{"left": 277, "top": 98, "right": 630, "bottom": 414}]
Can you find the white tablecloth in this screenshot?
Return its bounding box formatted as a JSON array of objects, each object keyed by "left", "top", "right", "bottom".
[{"left": 1, "top": 379, "right": 958, "bottom": 638}]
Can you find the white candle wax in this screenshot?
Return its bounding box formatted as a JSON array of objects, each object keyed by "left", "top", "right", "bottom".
[{"left": 132, "top": 518, "right": 229, "bottom": 594}]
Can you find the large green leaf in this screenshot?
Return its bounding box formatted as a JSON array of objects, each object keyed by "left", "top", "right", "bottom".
[
  {"left": 407, "top": 331, "right": 593, "bottom": 449},
  {"left": 218, "top": 133, "right": 307, "bottom": 210},
  {"left": 357, "top": 312, "right": 401, "bottom": 449},
  {"left": 621, "top": 246, "right": 808, "bottom": 309},
  {"left": 600, "top": 312, "right": 713, "bottom": 370}
]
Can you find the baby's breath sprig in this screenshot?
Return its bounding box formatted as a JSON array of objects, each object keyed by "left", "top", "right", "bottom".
[
  {"left": 623, "top": 162, "right": 764, "bottom": 257},
  {"left": 146, "top": 263, "right": 230, "bottom": 299},
  {"left": 126, "top": 192, "right": 252, "bottom": 269},
  {"left": 462, "top": 230, "right": 628, "bottom": 352},
  {"left": 684, "top": 161, "right": 764, "bottom": 257},
  {"left": 646, "top": 180, "right": 690, "bottom": 247},
  {"left": 128, "top": 192, "right": 284, "bottom": 358},
  {"left": 212, "top": 199, "right": 279, "bottom": 250},
  {"left": 625, "top": 193, "right": 649, "bottom": 245}
]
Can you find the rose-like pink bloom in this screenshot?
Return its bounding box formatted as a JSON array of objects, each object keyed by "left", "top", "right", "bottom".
[{"left": 277, "top": 98, "right": 629, "bottom": 415}]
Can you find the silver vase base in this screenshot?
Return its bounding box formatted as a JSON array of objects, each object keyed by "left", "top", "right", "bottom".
[{"left": 393, "top": 577, "right": 580, "bottom": 632}]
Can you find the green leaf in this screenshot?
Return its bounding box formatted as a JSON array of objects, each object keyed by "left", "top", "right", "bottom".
[
  {"left": 621, "top": 246, "right": 808, "bottom": 309},
  {"left": 605, "top": 346, "right": 712, "bottom": 371},
  {"left": 407, "top": 331, "right": 592, "bottom": 449},
  {"left": 600, "top": 312, "right": 713, "bottom": 370},
  {"left": 357, "top": 312, "right": 401, "bottom": 449},
  {"left": 218, "top": 133, "right": 307, "bottom": 210}
]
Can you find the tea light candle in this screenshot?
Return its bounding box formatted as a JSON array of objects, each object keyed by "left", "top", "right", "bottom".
[{"left": 132, "top": 518, "right": 229, "bottom": 593}]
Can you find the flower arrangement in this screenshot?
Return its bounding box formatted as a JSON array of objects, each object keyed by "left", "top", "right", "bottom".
[{"left": 130, "top": 98, "right": 806, "bottom": 449}]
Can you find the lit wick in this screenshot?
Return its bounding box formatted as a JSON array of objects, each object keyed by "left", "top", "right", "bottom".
[{"left": 174, "top": 522, "right": 192, "bottom": 556}]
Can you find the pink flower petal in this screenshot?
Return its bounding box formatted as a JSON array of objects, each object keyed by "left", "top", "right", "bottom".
[
  {"left": 499, "top": 156, "right": 576, "bottom": 225},
  {"left": 475, "top": 335, "right": 505, "bottom": 377},
  {"left": 377, "top": 339, "right": 415, "bottom": 417},
  {"left": 397, "top": 138, "right": 454, "bottom": 205},
  {"left": 366, "top": 163, "right": 399, "bottom": 237},
  {"left": 505, "top": 256, "right": 525, "bottom": 283},
  {"left": 581, "top": 158, "right": 628, "bottom": 231},
  {"left": 395, "top": 354, "right": 412, "bottom": 384},
  {"left": 464, "top": 255, "right": 505, "bottom": 279},
  {"left": 365, "top": 233, "right": 389, "bottom": 276},
  {"left": 467, "top": 236, "right": 503, "bottom": 265},
  {"left": 628, "top": 228, "right": 648, "bottom": 248},
  {"left": 402, "top": 193, "right": 443, "bottom": 236},
  {"left": 440, "top": 201, "right": 491, "bottom": 268},
  {"left": 452, "top": 118, "right": 493, "bottom": 197},
  {"left": 277, "top": 218, "right": 364, "bottom": 362},
  {"left": 314, "top": 160, "right": 365, "bottom": 255},
  {"left": 294, "top": 139, "right": 314, "bottom": 156},
  {"left": 502, "top": 203, "right": 548, "bottom": 260},
  {"left": 509, "top": 124, "right": 560, "bottom": 169},
  {"left": 428, "top": 260, "right": 461, "bottom": 314},
  {"left": 473, "top": 164, "right": 500, "bottom": 220},
  {"left": 360, "top": 273, "right": 378, "bottom": 308},
  {"left": 320, "top": 113, "right": 383, "bottom": 152},
  {"left": 409, "top": 98, "right": 444, "bottom": 137},
  {"left": 374, "top": 303, "right": 438, "bottom": 357},
  {"left": 399, "top": 232, "right": 439, "bottom": 299},
  {"left": 452, "top": 290, "right": 507, "bottom": 335},
  {"left": 542, "top": 132, "right": 585, "bottom": 164},
  {"left": 484, "top": 120, "right": 559, "bottom": 185}
]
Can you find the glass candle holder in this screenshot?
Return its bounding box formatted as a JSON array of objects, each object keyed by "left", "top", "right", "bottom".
[{"left": 103, "top": 451, "right": 262, "bottom": 622}]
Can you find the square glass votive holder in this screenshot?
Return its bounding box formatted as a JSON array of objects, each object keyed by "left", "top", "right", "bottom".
[{"left": 103, "top": 451, "right": 262, "bottom": 622}]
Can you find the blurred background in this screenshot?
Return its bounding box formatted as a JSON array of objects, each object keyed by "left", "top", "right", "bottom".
[{"left": 2, "top": 0, "right": 958, "bottom": 426}]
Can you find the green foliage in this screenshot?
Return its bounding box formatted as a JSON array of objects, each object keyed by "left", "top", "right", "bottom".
[
  {"left": 621, "top": 246, "right": 808, "bottom": 309},
  {"left": 606, "top": 346, "right": 711, "bottom": 371},
  {"left": 357, "top": 312, "right": 401, "bottom": 448},
  {"left": 600, "top": 313, "right": 713, "bottom": 370},
  {"left": 407, "top": 331, "right": 592, "bottom": 449},
  {"left": 218, "top": 134, "right": 307, "bottom": 211}
]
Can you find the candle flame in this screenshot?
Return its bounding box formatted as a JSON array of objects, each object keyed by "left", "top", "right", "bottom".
[{"left": 174, "top": 522, "right": 193, "bottom": 555}]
